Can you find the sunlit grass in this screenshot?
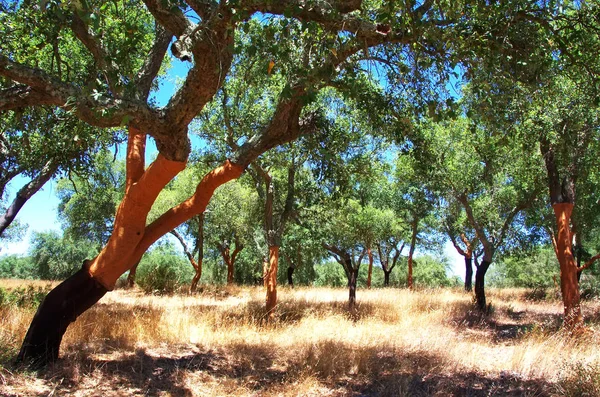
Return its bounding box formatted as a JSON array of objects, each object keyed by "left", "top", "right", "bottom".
[{"left": 2, "top": 280, "right": 600, "bottom": 395}]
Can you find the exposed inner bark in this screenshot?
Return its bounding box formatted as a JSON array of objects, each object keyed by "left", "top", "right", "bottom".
[
  {"left": 265, "top": 245, "right": 279, "bottom": 318},
  {"left": 553, "top": 203, "right": 582, "bottom": 331}
]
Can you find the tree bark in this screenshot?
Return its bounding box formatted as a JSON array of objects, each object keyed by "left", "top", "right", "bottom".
[
  {"left": 366, "top": 247, "right": 373, "bottom": 289},
  {"left": 287, "top": 266, "right": 294, "bottom": 286},
  {"left": 474, "top": 260, "right": 491, "bottom": 311},
  {"left": 17, "top": 158, "right": 243, "bottom": 366},
  {"left": 464, "top": 256, "right": 473, "bottom": 292},
  {"left": 553, "top": 203, "right": 583, "bottom": 331},
  {"left": 190, "top": 213, "right": 204, "bottom": 293},
  {"left": 348, "top": 268, "right": 358, "bottom": 311},
  {"left": 383, "top": 270, "right": 391, "bottom": 286},
  {"left": 16, "top": 263, "right": 107, "bottom": 368},
  {"left": 265, "top": 245, "right": 279, "bottom": 319},
  {"left": 407, "top": 220, "right": 417, "bottom": 290},
  {"left": 126, "top": 261, "right": 139, "bottom": 288}
]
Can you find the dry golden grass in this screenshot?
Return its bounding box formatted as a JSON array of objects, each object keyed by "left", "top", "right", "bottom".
[{"left": 2, "top": 280, "right": 600, "bottom": 396}]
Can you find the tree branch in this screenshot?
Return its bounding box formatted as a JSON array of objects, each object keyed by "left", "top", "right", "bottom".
[
  {"left": 142, "top": 0, "right": 191, "bottom": 37},
  {"left": 136, "top": 23, "right": 172, "bottom": 99},
  {"left": 70, "top": 12, "right": 120, "bottom": 93}
]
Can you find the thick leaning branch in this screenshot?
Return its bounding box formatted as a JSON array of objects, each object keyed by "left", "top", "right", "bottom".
[
  {"left": 0, "top": 85, "right": 57, "bottom": 110},
  {"left": 125, "top": 126, "right": 147, "bottom": 192}
]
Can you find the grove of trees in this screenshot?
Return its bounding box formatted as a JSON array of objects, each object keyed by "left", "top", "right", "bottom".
[{"left": 2, "top": 0, "right": 600, "bottom": 368}]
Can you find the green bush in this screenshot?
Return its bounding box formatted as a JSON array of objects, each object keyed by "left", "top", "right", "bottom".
[
  {"left": 0, "top": 254, "right": 37, "bottom": 279},
  {"left": 135, "top": 244, "right": 193, "bottom": 294},
  {"left": 0, "top": 285, "right": 52, "bottom": 308}
]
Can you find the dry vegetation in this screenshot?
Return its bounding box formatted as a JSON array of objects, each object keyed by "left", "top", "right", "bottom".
[{"left": 2, "top": 280, "right": 600, "bottom": 396}]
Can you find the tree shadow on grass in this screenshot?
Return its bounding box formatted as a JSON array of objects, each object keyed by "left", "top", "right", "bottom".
[
  {"left": 446, "top": 301, "right": 563, "bottom": 343},
  {"left": 16, "top": 341, "right": 556, "bottom": 396}
]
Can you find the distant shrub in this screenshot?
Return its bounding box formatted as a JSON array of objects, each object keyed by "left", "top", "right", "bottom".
[
  {"left": 0, "top": 254, "right": 37, "bottom": 279},
  {"left": 135, "top": 244, "right": 192, "bottom": 294},
  {"left": 0, "top": 285, "right": 52, "bottom": 308}
]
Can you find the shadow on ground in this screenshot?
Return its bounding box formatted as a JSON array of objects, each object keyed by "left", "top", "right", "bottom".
[{"left": 8, "top": 342, "right": 555, "bottom": 397}]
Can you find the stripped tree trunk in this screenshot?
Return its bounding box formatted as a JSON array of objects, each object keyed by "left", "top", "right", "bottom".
[
  {"left": 265, "top": 245, "right": 279, "bottom": 317},
  {"left": 553, "top": 203, "right": 582, "bottom": 331}
]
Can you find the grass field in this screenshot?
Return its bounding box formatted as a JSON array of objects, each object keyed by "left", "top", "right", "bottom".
[{"left": 2, "top": 280, "right": 600, "bottom": 396}]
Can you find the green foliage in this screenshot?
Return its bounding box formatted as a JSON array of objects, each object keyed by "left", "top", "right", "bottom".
[
  {"left": 0, "top": 254, "right": 37, "bottom": 279},
  {"left": 57, "top": 149, "right": 124, "bottom": 245},
  {"left": 30, "top": 231, "right": 98, "bottom": 280},
  {"left": 0, "top": 284, "right": 52, "bottom": 308},
  {"left": 487, "top": 247, "right": 559, "bottom": 288},
  {"left": 314, "top": 261, "right": 348, "bottom": 287},
  {"left": 135, "top": 244, "right": 193, "bottom": 294}
]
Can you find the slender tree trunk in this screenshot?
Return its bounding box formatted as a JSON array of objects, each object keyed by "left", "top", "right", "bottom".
[
  {"left": 408, "top": 220, "right": 417, "bottom": 290},
  {"left": 0, "top": 161, "right": 57, "bottom": 237},
  {"left": 348, "top": 268, "right": 358, "bottom": 311},
  {"left": 383, "top": 270, "right": 391, "bottom": 287},
  {"left": 265, "top": 246, "right": 279, "bottom": 319},
  {"left": 464, "top": 256, "right": 473, "bottom": 292},
  {"left": 227, "top": 257, "right": 234, "bottom": 284},
  {"left": 127, "top": 261, "right": 139, "bottom": 288},
  {"left": 474, "top": 260, "right": 491, "bottom": 311},
  {"left": 287, "top": 266, "right": 294, "bottom": 287},
  {"left": 191, "top": 213, "right": 204, "bottom": 293},
  {"left": 366, "top": 247, "right": 373, "bottom": 289},
  {"left": 553, "top": 203, "right": 583, "bottom": 331}
]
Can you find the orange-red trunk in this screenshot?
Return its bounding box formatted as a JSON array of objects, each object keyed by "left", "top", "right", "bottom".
[
  {"left": 265, "top": 246, "right": 279, "bottom": 319},
  {"left": 553, "top": 203, "right": 583, "bottom": 331}
]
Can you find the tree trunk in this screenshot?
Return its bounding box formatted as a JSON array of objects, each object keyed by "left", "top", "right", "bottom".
[
  {"left": 18, "top": 157, "right": 243, "bottom": 366},
  {"left": 265, "top": 246, "right": 279, "bottom": 319},
  {"left": 383, "top": 270, "right": 391, "bottom": 287},
  {"left": 287, "top": 266, "right": 294, "bottom": 287},
  {"left": 348, "top": 268, "right": 358, "bottom": 311},
  {"left": 407, "top": 256, "right": 414, "bottom": 290},
  {"left": 191, "top": 213, "right": 204, "bottom": 293},
  {"left": 366, "top": 247, "right": 373, "bottom": 289},
  {"left": 474, "top": 260, "right": 491, "bottom": 311},
  {"left": 227, "top": 256, "right": 234, "bottom": 284},
  {"left": 464, "top": 256, "right": 473, "bottom": 292},
  {"left": 553, "top": 203, "right": 583, "bottom": 331},
  {"left": 408, "top": 219, "right": 417, "bottom": 290},
  {"left": 16, "top": 264, "right": 107, "bottom": 368},
  {"left": 126, "top": 261, "right": 139, "bottom": 288}
]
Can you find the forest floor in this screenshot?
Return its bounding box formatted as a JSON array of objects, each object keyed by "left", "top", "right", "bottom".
[{"left": 2, "top": 281, "right": 600, "bottom": 396}]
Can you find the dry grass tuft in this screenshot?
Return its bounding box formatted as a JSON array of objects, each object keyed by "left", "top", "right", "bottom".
[{"left": 2, "top": 281, "right": 600, "bottom": 395}]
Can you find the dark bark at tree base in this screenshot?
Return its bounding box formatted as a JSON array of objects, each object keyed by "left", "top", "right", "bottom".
[
  {"left": 475, "top": 260, "right": 491, "bottom": 312},
  {"left": 16, "top": 265, "right": 107, "bottom": 368},
  {"left": 465, "top": 257, "right": 473, "bottom": 292},
  {"left": 287, "top": 266, "right": 294, "bottom": 287},
  {"left": 383, "top": 270, "right": 391, "bottom": 287}
]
